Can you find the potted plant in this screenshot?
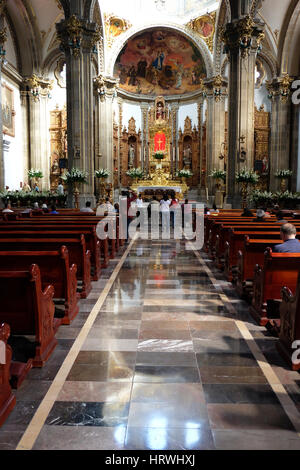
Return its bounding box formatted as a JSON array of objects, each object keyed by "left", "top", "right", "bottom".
[
  {"left": 126, "top": 167, "right": 144, "bottom": 183},
  {"left": 274, "top": 169, "right": 293, "bottom": 192},
  {"left": 95, "top": 169, "right": 110, "bottom": 179},
  {"left": 153, "top": 151, "right": 166, "bottom": 160},
  {"left": 28, "top": 168, "right": 44, "bottom": 188},
  {"left": 62, "top": 168, "right": 88, "bottom": 209},
  {"left": 236, "top": 168, "right": 260, "bottom": 208}
]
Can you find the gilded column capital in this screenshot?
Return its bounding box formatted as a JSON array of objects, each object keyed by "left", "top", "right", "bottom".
[
  {"left": 94, "top": 74, "right": 119, "bottom": 101},
  {"left": 266, "top": 74, "right": 294, "bottom": 103},
  {"left": 24, "top": 74, "right": 53, "bottom": 102},
  {"left": 221, "top": 15, "right": 265, "bottom": 59},
  {"left": 56, "top": 15, "right": 102, "bottom": 58},
  {"left": 204, "top": 75, "right": 228, "bottom": 101}
]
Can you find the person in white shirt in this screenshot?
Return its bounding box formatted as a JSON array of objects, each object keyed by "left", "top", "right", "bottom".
[
  {"left": 2, "top": 202, "right": 13, "bottom": 213},
  {"left": 80, "top": 201, "right": 94, "bottom": 213},
  {"left": 160, "top": 193, "right": 171, "bottom": 232},
  {"left": 57, "top": 181, "right": 64, "bottom": 195},
  {"left": 136, "top": 194, "right": 144, "bottom": 208}
]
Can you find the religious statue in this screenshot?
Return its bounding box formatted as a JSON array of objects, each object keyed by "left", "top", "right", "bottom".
[
  {"left": 156, "top": 101, "right": 164, "bottom": 120},
  {"left": 129, "top": 144, "right": 135, "bottom": 168},
  {"left": 51, "top": 158, "right": 60, "bottom": 175},
  {"left": 183, "top": 145, "right": 192, "bottom": 169}
]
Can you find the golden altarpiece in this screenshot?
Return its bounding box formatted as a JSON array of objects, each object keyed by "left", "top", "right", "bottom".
[
  {"left": 131, "top": 96, "right": 188, "bottom": 198},
  {"left": 49, "top": 105, "right": 68, "bottom": 191},
  {"left": 178, "top": 116, "right": 204, "bottom": 188}
]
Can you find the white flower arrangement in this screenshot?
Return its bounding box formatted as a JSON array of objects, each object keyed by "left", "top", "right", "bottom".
[
  {"left": 153, "top": 151, "right": 166, "bottom": 160},
  {"left": 209, "top": 169, "right": 226, "bottom": 181},
  {"left": 274, "top": 169, "right": 293, "bottom": 178},
  {"left": 126, "top": 168, "right": 144, "bottom": 179},
  {"left": 236, "top": 168, "right": 259, "bottom": 184},
  {"left": 95, "top": 169, "right": 110, "bottom": 178},
  {"left": 28, "top": 168, "right": 44, "bottom": 179},
  {"left": 61, "top": 168, "right": 88, "bottom": 183},
  {"left": 176, "top": 169, "right": 193, "bottom": 178}
]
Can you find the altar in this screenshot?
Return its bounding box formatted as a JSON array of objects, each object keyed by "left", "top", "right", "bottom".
[{"left": 130, "top": 96, "right": 189, "bottom": 200}]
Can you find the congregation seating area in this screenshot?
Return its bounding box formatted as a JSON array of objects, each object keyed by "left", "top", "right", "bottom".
[
  {"left": 204, "top": 209, "right": 300, "bottom": 372},
  {"left": 0, "top": 210, "right": 125, "bottom": 426}
]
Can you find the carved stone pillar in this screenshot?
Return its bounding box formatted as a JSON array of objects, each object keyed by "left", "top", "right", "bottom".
[
  {"left": 20, "top": 91, "right": 30, "bottom": 185},
  {"left": 117, "top": 97, "right": 123, "bottom": 188},
  {"left": 197, "top": 97, "right": 205, "bottom": 192},
  {"left": 24, "top": 75, "right": 53, "bottom": 190},
  {"left": 204, "top": 76, "right": 228, "bottom": 196},
  {"left": 94, "top": 74, "right": 119, "bottom": 188},
  {"left": 170, "top": 103, "right": 179, "bottom": 176},
  {"left": 56, "top": 15, "right": 101, "bottom": 206},
  {"left": 222, "top": 15, "right": 264, "bottom": 207},
  {"left": 266, "top": 75, "right": 294, "bottom": 191},
  {"left": 0, "top": 12, "right": 7, "bottom": 191},
  {"left": 140, "top": 103, "right": 149, "bottom": 173}
]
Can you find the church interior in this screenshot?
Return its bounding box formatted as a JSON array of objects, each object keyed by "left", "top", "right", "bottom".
[{"left": 1, "top": 0, "right": 300, "bottom": 452}]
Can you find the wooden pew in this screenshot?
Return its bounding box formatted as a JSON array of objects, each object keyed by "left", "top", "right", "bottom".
[
  {"left": 0, "top": 236, "right": 91, "bottom": 299},
  {"left": 250, "top": 247, "right": 300, "bottom": 325},
  {"left": 0, "top": 264, "right": 57, "bottom": 367},
  {"left": 276, "top": 273, "right": 300, "bottom": 371},
  {"left": 0, "top": 218, "right": 113, "bottom": 269},
  {"left": 0, "top": 247, "right": 79, "bottom": 325},
  {"left": 236, "top": 237, "right": 283, "bottom": 296},
  {"left": 0, "top": 228, "right": 101, "bottom": 282},
  {"left": 0, "top": 323, "right": 16, "bottom": 426}
]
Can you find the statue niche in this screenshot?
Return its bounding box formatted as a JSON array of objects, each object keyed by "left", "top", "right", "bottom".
[
  {"left": 178, "top": 116, "right": 200, "bottom": 187},
  {"left": 49, "top": 105, "right": 68, "bottom": 191},
  {"left": 148, "top": 96, "right": 171, "bottom": 176},
  {"left": 120, "top": 116, "right": 141, "bottom": 186}
]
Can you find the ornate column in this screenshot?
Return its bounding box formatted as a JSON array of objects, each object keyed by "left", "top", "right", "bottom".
[
  {"left": 204, "top": 76, "right": 228, "bottom": 196},
  {"left": 20, "top": 90, "right": 30, "bottom": 185},
  {"left": 56, "top": 15, "right": 101, "bottom": 206},
  {"left": 170, "top": 103, "right": 179, "bottom": 176},
  {"left": 117, "top": 97, "right": 123, "bottom": 188},
  {"left": 94, "top": 74, "right": 119, "bottom": 189},
  {"left": 0, "top": 10, "right": 7, "bottom": 191},
  {"left": 140, "top": 102, "right": 149, "bottom": 173},
  {"left": 266, "top": 75, "right": 294, "bottom": 191},
  {"left": 197, "top": 96, "right": 205, "bottom": 194},
  {"left": 222, "top": 15, "right": 264, "bottom": 207},
  {"left": 24, "top": 75, "right": 53, "bottom": 190}
]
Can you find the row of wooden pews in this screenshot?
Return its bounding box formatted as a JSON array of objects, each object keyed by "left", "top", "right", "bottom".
[
  {"left": 0, "top": 210, "right": 125, "bottom": 426},
  {"left": 203, "top": 210, "right": 300, "bottom": 371}
]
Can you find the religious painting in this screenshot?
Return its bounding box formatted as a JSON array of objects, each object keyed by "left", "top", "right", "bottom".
[
  {"left": 114, "top": 28, "right": 206, "bottom": 96},
  {"left": 105, "top": 14, "right": 131, "bottom": 48},
  {"left": 2, "top": 83, "right": 15, "bottom": 137},
  {"left": 187, "top": 13, "right": 216, "bottom": 52},
  {"left": 154, "top": 132, "right": 166, "bottom": 152}
]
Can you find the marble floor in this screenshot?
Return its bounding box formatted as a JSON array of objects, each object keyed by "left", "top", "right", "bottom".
[{"left": 1, "top": 237, "right": 300, "bottom": 450}]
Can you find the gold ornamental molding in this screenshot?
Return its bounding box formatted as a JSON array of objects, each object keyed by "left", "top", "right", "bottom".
[
  {"left": 104, "top": 13, "right": 131, "bottom": 48},
  {"left": 266, "top": 74, "right": 294, "bottom": 103},
  {"left": 221, "top": 15, "right": 265, "bottom": 59},
  {"left": 24, "top": 74, "right": 53, "bottom": 102},
  {"left": 186, "top": 12, "right": 216, "bottom": 53}
]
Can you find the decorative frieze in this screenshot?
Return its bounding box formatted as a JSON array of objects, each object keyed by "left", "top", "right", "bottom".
[
  {"left": 204, "top": 75, "right": 228, "bottom": 101},
  {"left": 266, "top": 74, "right": 294, "bottom": 103},
  {"left": 24, "top": 74, "right": 53, "bottom": 102},
  {"left": 94, "top": 74, "right": 119, "bottom": 102},
  {"left": 221, "top": 15, "right": 265, "bottom": 58},
  {"left": 56, "top": 15, "right": 102, "bottom": 58}
]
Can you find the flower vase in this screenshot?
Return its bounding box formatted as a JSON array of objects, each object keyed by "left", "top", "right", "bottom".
[
  {"left": 241, "top": 182, "right": 248, "bottom": 209},
  {"left": 280, "top": 178, "right": 287, "bottom": 192},
  {"left": 73, "top": 182, "right": 80, "bottom": 210}
]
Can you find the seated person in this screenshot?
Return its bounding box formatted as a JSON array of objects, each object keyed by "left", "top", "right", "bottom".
[
  {"left": 42, "top": 203, "right": 49, "bottom": 213},
  {"left": 32, "top": 202, "right": 43, "bottom": 214},
  {"left": 2, "top": 202, "right": 13, "bottom": 213},
  {"left": 80, "top": 201, "right": 94, "bottom": 213},
  {"left": 254, "top": 209, "right": 266, "bottom": 222},
  {"left": 49, "top": 204, "right": 59, "bottom": 215},
  {"left": 212, "top": 204, "right": 219, "bottom": 213},
  {"left": 241, "top": 207, "right": 253, "bottom": 217},
  {"left": 274, "top": 223, "right": 300, "bottom": 253},
  {"left": 275, "top": 211, "right": 288, "bottom": 224}
]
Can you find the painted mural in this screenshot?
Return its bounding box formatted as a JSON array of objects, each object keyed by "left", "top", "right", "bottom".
[{"left": 114, "top": 29, "right": 206, "bottom": 96}]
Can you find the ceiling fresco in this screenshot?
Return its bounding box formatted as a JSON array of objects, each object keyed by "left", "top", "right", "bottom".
[{"left": 113, "top": 29, "right": 207, "bottom": 96}]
